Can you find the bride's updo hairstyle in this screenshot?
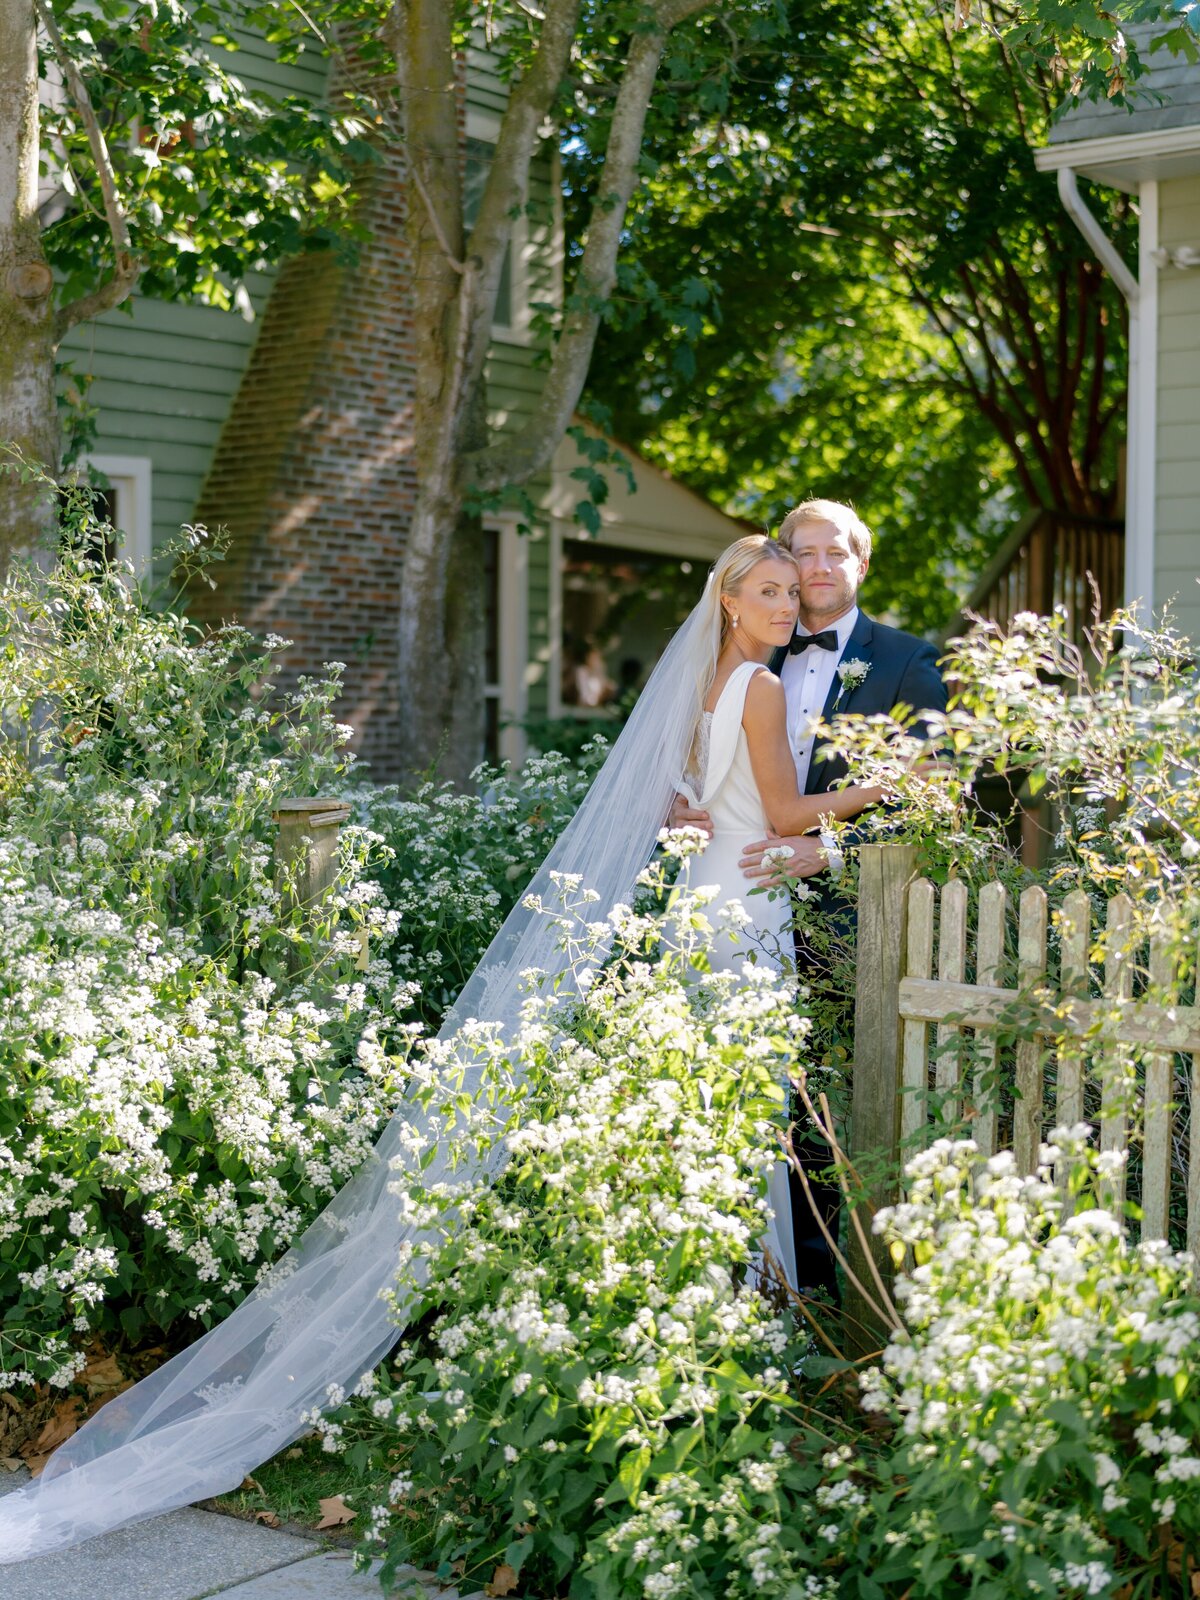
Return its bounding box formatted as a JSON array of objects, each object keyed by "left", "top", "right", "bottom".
[{"left": 687, "top": 534, "right": 797, "bottom": 762}]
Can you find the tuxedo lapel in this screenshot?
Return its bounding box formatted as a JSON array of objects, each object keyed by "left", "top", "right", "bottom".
[{"left": 807, "top": 611, "right": 876, "bottom": 795}]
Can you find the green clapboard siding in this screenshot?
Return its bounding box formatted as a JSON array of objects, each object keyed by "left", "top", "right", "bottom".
[
  {"left": 57, "top": 25, "right": 330, "bottom": 569},
  {"left": 59, "top": 289, "right": 274, "bottom": 566}
]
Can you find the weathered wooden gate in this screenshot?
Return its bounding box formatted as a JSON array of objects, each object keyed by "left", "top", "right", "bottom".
[{"left": 846, "top": 844, "right": 1200, "bottom": 1338}]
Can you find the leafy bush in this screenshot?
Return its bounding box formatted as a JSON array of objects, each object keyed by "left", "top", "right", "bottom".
[
  {"left": 347, "top": 744, "right": 608, "bottom": 1032},
  {"left": 814, "top": 1131, "right": 1200, "bottom": 1600},
  {"left": 0, "top": 532, "right": 357, "bottom": 964},
  {"left": 311, "top": 865, "right": 844, "bottom": 1600},
  {"left": 0, "top": 541, "right": 411, "bottom": 1387},
  {"left": 0, "top": 834, "right": 409, "bottom": 1387}
]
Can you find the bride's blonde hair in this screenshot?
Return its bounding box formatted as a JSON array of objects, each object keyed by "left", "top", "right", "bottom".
[{"left": 685, "top": 534, "right": 798, "bottom": 778}]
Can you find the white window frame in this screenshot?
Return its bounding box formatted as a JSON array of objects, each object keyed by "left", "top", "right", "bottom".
[
  {"left": 482, "top": 517, "right": 530, "bottom": 766},
  {"left": 466, "top": 109, "right": 536, "bottom": 346},
  {"left": 86, "top": 454, "right": 153, "bottom": 579}
]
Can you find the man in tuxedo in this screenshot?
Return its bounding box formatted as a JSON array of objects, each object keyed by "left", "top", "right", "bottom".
[{"left": 672, "top": 498, "right": 947, "bottom": 1298}]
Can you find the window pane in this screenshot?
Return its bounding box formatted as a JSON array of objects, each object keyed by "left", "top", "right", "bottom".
[{"left": 560, "top": 540, "right": 704, "bottom": 711}]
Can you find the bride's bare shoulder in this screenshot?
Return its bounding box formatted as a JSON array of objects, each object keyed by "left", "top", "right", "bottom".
[{"left": 742, "top": 666, "right": 786, "bottom": 720}]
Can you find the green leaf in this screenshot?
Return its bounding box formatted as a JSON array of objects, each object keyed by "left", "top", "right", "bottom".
[
  {"left": 504, "top": 1534, "right": 534, "bottom": 1573},
  {"left": 616, "top": 1444, "right": 652, "bottom": 1503}
]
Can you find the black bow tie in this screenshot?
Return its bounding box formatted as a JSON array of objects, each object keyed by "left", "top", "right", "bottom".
[{"left": 788, "top": 629, "right": 839, "bottom": 655}]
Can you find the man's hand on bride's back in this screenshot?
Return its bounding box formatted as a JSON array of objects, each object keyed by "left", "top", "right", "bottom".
[
  {"left": 739, "top": 833, "right": 826, "bottom": 884},
  {"left": 668, "top": 792, "right": 714, "bottom": 838}
]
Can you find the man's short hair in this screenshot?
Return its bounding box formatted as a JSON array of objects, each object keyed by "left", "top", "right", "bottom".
[{"left": 778, "top": 499, "right": 873, "bottom": 564}]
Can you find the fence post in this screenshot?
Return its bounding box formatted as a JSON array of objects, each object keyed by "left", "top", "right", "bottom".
[
  {"left": 272, "top": 797, "right": 352, "bottom": 922},
  {"left": 844, "top": 841, "right": 918, "bottom": 1355}
]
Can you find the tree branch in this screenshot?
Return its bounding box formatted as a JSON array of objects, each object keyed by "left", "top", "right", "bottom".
[
  {"left": 35, "top": 0, "right": 139, "bottom": 341},
  {"left": 468, "top": 3, "right": 716, "bottom": 491},
  {"left": 453, "top": 0, "right": 581, "bottom": 413}
]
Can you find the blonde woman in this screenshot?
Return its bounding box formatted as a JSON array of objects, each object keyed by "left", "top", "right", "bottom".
[{"left": 677, "top": 534, "right": 884, "bottom": 972}]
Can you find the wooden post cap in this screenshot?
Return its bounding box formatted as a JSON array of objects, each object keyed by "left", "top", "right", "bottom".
[{"left": 272, "top": 798, "right": 352, "bottom": 828}]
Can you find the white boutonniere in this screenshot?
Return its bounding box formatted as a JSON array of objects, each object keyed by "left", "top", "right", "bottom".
[{"left": 832, "top": 656, "right": 870, "bottom": 711}]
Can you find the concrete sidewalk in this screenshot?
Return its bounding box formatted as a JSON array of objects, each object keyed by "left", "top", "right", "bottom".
[{"left": 0, "top": 1466, "right": 480, "bottom": 1600}]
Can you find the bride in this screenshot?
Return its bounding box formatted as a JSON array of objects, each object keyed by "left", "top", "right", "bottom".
[
  {"left": 0, "top": 534, "right": 882, "bottom": 1563},
  {"left": 678, "top": 535, "right": 881, "bottom": 971}
]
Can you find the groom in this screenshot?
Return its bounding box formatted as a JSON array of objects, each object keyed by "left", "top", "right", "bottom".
[{"left": 672, "top": 498, "right": 947, "bottom": 1297}]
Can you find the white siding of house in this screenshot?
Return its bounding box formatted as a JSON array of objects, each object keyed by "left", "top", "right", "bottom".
[{"left": 1156, "top": 175, "right": 1200, "bottom": 647}]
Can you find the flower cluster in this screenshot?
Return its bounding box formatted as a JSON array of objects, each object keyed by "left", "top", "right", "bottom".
[
  {"left": 313, "top": 870, "right": 837, "bottom": 1600},
  {"left": 344, "top": 746, "right": 606, "bottom": 1031},
  {"left": 0, "top": 548, "right": 411, "bottom": 1385},
  {"left": 806, "top": 1129, "right": 1200, "bottom": 1599}
]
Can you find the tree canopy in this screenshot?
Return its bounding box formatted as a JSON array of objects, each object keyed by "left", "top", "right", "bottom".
[{"left": 577, "top": 0, "right": 1149, "bottom": 631}]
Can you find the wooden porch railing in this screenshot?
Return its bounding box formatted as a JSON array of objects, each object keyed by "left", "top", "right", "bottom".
[{"left": 947, "top": 507, "right": 1125, "bottom": 646}]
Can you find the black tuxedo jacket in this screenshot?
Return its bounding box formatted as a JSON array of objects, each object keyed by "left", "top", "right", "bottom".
[{"left": 768, "top": 610, "right": 947, "bottom": 796}]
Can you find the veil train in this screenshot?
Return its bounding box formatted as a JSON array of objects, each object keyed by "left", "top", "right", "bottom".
[{"left": 0, "top": 589, "right": 716, "bottom": 1563}]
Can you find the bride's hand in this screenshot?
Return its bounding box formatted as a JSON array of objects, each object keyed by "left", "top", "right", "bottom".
[
  {"left": 739, "top": 832, "right": 826, "bottom": 884},
  {"left": 668, "top": 792, "right": 713, "bottom": 838}
]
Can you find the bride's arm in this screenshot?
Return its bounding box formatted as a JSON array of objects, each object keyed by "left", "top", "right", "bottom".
[{"left": 742, "top": 672, "right": 884, "bottom": 835}]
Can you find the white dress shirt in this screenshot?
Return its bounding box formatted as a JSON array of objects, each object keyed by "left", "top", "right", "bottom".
[{"left": 780, "top": 606, "right": 859, "bottom": 793}]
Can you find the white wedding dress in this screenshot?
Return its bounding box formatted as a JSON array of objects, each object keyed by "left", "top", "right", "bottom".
[{"left": 678, "top": 660, "right": 799, "bottom": 1293}]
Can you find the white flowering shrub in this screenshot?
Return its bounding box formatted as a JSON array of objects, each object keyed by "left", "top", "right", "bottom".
[
  {"left": 313, "top": 869, "right": 846, "bottom": 1600},
  {"left": 0, "top": 540, "right": 411, "bottom": 1388},
  {"left": 819, "top": 605, "right": 1200, "bottom": 1231},
  {"left": 811, "top": 1131, "right": 1200, "bottom": 1599},
  {"left": 345, "top": 745, "right": 608, "bottom": 1032},
  {"left": 0, "top": 533, "right": 373, "bottom": 964}
]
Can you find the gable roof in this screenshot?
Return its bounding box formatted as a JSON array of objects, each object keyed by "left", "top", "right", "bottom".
[
  {"left": 549, "top": 421, "right": 756, "bottom": 561},
  {"left": 1048, "top": 36, "right": 1200, "bottom": 148},
  {"left": 1035, "top": 31, "right": 1200, "bottom": 188}
]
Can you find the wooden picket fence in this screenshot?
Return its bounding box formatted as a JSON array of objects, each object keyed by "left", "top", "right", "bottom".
[{"left": 847, "top": 844, "right": 1200, "bottom": 1330}]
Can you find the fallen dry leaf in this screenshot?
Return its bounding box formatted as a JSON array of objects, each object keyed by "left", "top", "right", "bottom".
[
  {"left": 21, "top": 1400, "right": 80, "bottom": 1461},
  {"left": 0, "top": 1456, "right": 23, "bottom": 1472},
  {"left": 254, "top": 1509, "right": 281, "bottom": 1529},
  {"left": 285, "top": 1448, "right": 303, "bottom": 1460},
  {"left": 240, "top": 1475, "right": 265, "bottom": 1494},
  {"left": 81, "top": 1355, "right": 125, "bottom": 1393},
  {"left": 486, "top": 1564, "right": 519, "bottom": 1597},
  {"left": 85, "top": 1383, "right": 132, "bottom": 1421},
  {"left": 315, "top": 1495, "right": 356, "bottom": 1531}
]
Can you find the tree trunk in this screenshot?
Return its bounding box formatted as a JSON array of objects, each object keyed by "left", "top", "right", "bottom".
[
  {"left": 391, "top": 0, "right": 482, "bottom": 784},
  {"left": 0, "top": 0, "right": 58, "bottom": 568},
  {"left": 391, "top": 0, "right": 714, "bottom": 782}
]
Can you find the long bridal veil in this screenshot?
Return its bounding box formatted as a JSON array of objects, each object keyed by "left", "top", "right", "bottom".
[{"left": 0, "top": 574, "right": 721, "bottom": 1563}]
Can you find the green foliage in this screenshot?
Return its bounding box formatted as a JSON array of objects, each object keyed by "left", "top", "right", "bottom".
[
  {"left": 346, "top": 742, "right": 609, "bottom": 1033},
  {"left": 824, "top": 605, "right": 1200, "bottom": 901},
  {"left": 823, "top": 1133, "right": 1200, "bottom": 1599},
  {"left": 39, "top": 0, "right": 367, "bottom": 320},
  {"left": 580, "top": 0, "right": 1133, "bottom": 633},
  {"left": 311, "top": 863, "right": 834, "bottom": 1600},
  {"left": 0, "top": 514, "right": 412, "bottom": 1386}
]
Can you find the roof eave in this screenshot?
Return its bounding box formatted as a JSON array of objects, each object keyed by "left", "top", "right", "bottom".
[{"left": 1034, "top": 122, "right": 1200, "bottom": 192}]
